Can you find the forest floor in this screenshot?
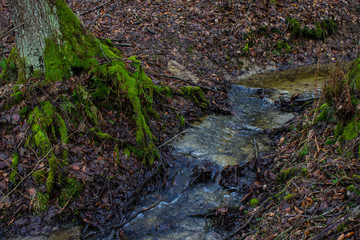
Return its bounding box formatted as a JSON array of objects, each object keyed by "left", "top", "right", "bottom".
[{"left": 0, "top": 0, "right": 360, "bottom": 239}]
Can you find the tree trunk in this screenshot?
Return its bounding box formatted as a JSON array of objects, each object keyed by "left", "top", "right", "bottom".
[
  {"left": 9, "top": 0, "right": 101, "bottom": 82},
  {"left": 6, "top": 0, "right": 160, "bottom": 167}
]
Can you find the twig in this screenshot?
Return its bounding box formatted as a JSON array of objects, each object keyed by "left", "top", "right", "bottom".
[
  {"left": 112, "top": 43, "right": 132, "bottom": 47},
  {"left": 80, "top": 0, "right": 112, "bottom": 16},
  {"left": 268, "top": 22, "right": 289, "bottom": 52},
  {"left": 223, "top": 198, "right": 270, "bottom": 239},
  {"left": 158, "top": 74, "right": 219, "bottom": 93},
  {"left": 114, "top": 199, "right": 164, "bottom": 228},
  {"left": 0, "top": 24, "right": 24, "bottom": 40},
  {"left": 157, "top": 129, "right": 188, "bottom": 149},
  {"left": 309, "top": 205, "right": 360, "bottom": 240}
]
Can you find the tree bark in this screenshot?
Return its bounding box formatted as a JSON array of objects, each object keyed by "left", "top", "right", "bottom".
[
  {"left": 8, "top": 0, "right": 101, "bottom": 82},
  {"left": 10, "top": 0, "right": 61, "bottom": 79}
]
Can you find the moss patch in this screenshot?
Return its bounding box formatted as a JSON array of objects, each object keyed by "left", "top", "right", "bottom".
[
  {"left": 180, "top": 86, "right": 209, "bottom": 108},
  {"left": 249, "top": 198, "right": 259, "bottom": 207},
  {"left": 59, "top": 177, "right": 83, "bottom": 207},
  {"left": 9, "top": 152, "right": 19, "bottom": 184},
  {"left": 27, "top": 101, "right": 68, "bottom": 192}
]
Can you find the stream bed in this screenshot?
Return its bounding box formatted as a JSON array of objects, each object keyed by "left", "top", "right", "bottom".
[
  {"left": 121, "top": 63, "right": 334, "bottom": 239},
  {"left": 10, "top": 63, "right": 345, "bottom": 240}
]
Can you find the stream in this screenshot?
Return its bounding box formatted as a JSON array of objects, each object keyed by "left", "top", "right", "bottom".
[
  {"left": 121, "top": 64, "right": 332, "bottom": 239},
  {"left": 10, "top": 63, "right": 344, "bottom": 240}
]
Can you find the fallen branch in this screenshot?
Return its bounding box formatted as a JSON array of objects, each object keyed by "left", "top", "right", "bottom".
[
  {"left": 112, "top": 43, "right": 132, "bottom": 47},
  {"left": 80, "top": 0, "right": 112, "bottom": 16},
  {"left": 309, "top": 205, "right": 360, "bottom": 240},
  {"left": 114, "top": 199, "right": 164, "bottom": 228},
  {"left": 0, "top": 23, "right": 24, "bottom": 40},
  {"left": 157, "top": 129, "right": 188, "bottom": 149},
  {"left": 158, "top": 74, "right": 219, "bottom": 93},
  {"left": 223, "top": 198, "right": 270, "bottom": 239}
]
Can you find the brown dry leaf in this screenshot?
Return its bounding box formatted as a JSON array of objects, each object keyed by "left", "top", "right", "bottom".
[
  {"left": 27, "top": 188, "right": 36, "bottom": 197},
  {"left": 345, "top": 232, "right": 355, "bottom": 238},
  {"left": 288, "top": 216, "right": 301, "bottom": 222},
  {"left": 70, "top": 163, "right": 80, "bottom": 171},
  {"left": 265, "top": 212, "right": 275, "bottom": 217},
  {"left": 337, "top": 233, "right": 345, "bottom": 240},
  {"left": 294, "top": 206, "right": 304, "bottom": 214}
]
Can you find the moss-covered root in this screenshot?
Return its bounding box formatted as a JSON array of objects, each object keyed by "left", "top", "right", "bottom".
[
  {"left": 9, "top": 152, "right": 19, "bottom": 184},
  {"left": 27, "top": 101, "right": 69, "bottom": 192},
  {"left": 106, "top": 57, "right": 160, "bottom": 165},
  {"left": 180, "top": 86, "right": 209, "bottom": 109}
]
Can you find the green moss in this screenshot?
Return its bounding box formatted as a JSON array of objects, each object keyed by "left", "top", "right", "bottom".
[
  {"left": 84, "top": 58, "right": 99, "bottom": 70},
  {"left": 180, "top": 115, "right": 185, "bottom": 127},
  {"left": 32, "top": 70, "right": 43, "bottom": 79},
  {"left": 249, "top": 198, "right": 259, "bottom": 207},
  {"left": 316, "top": 103, "right": 335, "bottom": 122},
  {"left": 277, "top": 168, "right": 298, "bottom": 183},
  {"left": 299, "top": 144, "right": 309, "bottom": 158},
  {"left": 41, "top": 1, "right": 104, "bottom": 82},
  {"left": 28, "top": 101, "right": 69, "bottom": 192},
  {"left": 34, "top": 192, "right": 49, "bottom": 213},
  {"left": 9, "top": 152, "right": 19, "bottom": 184},
  {"left": 315, "top": 20, "right": 337, "bottom": 40},
  {"left": 284, "top": 193, "right": 294, "bottom": 201},
  {"left": 32, "top": 170, "right": 46, "bottom": 184},
  {"left": 0, "top": 47, "right": 21, "bottom": 83},
  {"left": 154, "top": 85, "right": 173, "bottom": 97},
  {"left": 28, "top": 102, "right": 55, "bottom": 155},
  {"left": 325, "top": 138, "right": 335, "bottom": 146},
  {"left": 46, "top": 156, "right": 58, "bottom": 192},
  {"left": 5, "top": 91, "right": 24, "bottom": 109},
  {"left": 44, "top": 38, "right": 69, "bottom": 82},
  {"left": 347, "top": 184, "right": 360, "bottom": 197},
  {"left": 124, "top": 147, "right": 131, "bottom": 158},
  {"left": 287, "top": 18, "right": 302, "bottom": 37},
  {"left": 334, "top": 123, "right": 343, "bottom": 138},
  {"left": 243, "top": 42, "right": 249, "bottom": 54},
  {"left": 56, "top": 113, "right": 68, "bottom": 162},
  {"left": 107, "top": 57, "right": 159, "bottom": 165},
  {"left": 341, "top": 120, "right": 359, "bottom": 141},
  {"left": 59, "top": 177, "right": 83, "bottom": 207},
  {"left": 352, "top": 174, "right": 360, "bottom": 183},
  {"left": 180, "top": 86, "right": 208, "bottom": 108},
  {"left": 301, "top": 168, "right": 309, "bottom": 177},
  {"left": 337, "top": 223, "right": 346, "bottom": 233},
  {"left": 114, "top": 144, "right": 120, "bottom": 164},
  {"left": 274, "top": 41, "right": 291, "bottom": 55},
  {"left": 19, "top": 106, "right": 30, "bottom": 119},
  {"left": 287, "top": 18, "right": 337, "bottom": 40}
]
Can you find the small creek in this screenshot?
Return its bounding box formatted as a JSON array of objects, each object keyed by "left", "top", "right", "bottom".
[
  {"left": 10, "top": 63, "right": 346, "bottom": 240},
  {"left": 122, "top": 64, "right": 334, "bottom": 239}
]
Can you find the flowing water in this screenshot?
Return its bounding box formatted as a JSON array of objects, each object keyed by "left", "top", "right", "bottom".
[
  {"left": 121, "top": 63, "right": 339, "bottom": 239},
  {"left": 11, "top": 63, "right": 348, "bottom": 240}
]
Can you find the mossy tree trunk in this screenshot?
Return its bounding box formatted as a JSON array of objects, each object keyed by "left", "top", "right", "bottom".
[
  {"left": 4, "top": 0, "right": 162, "bottom": 195},
  {"left": 8, "top": 0, "right": 103, "bottom": 82}
]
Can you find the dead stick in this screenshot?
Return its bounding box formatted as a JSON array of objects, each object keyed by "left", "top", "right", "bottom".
[
  {"left": 114, "top": 199, "right": 164, "bottom": 228},
  {"left": 158, "top": 74, "right": 219, "bottom": 93},
  {"left": 223, "top": 198, "right": 270, "bottom": 240},
  {"left": 309, "top": 205, "right": 360, "bottom": 240},
  {"left": 80, "top": 0, "right": 112, "bottom": 16},
  {"left": 0, "top": 23, "right": 24, "bottom": 40},
  {"left": 157, "top": 129, "right": 188, "bottom": 149}
]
